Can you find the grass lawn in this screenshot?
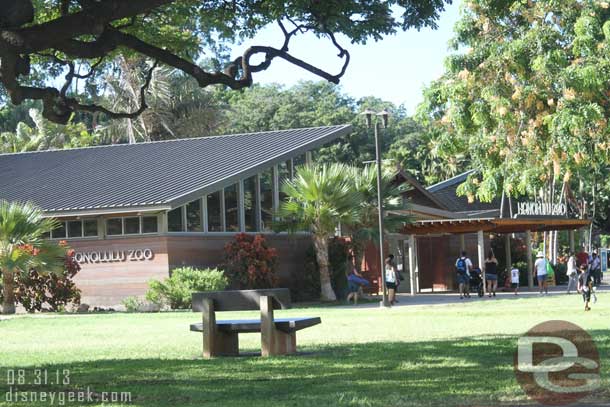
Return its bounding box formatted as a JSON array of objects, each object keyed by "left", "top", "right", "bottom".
[{"left": 1, "top": 293, "right": 609, "bottom": 406}]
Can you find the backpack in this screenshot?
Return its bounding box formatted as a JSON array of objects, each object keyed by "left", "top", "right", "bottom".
[{"left": 456, "top": 257, "right": 467, "bottom": 274}]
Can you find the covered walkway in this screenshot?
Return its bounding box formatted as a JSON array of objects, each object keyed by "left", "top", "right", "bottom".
[{"left": 397, "top": 217, "right": 591, "bottom": 295}]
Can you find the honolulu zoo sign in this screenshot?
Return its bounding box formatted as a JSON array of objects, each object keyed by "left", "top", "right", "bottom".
[
  {"left": 74, "top": 248, "right": 154, "bottom": 264},
  {"left": 517, "top": 202, "right": 567, "bottom": 217}
]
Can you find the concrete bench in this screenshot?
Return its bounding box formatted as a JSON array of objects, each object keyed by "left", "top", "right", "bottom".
[{"left": 190, "top": 288, "right": 321, "bottom": 358}]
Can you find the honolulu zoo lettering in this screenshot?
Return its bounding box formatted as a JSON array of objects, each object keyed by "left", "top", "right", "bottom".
[
  {"left": 74, "top": 249, "right": 154, "bottom": 264},
  {"left": 517, "top": 202, "right": 567, "bottom": 217}
]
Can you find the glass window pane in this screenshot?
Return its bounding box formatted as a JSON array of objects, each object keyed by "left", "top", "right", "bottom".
[
  {"left": 168, "top": 207, "right": 183, "bottom": 232},
  {"left": 51, "top": 222, "right": 67, "bottom": 239},
  {"left": 124, "top": 217, "right": 140, "bottom": 234},
  {"left": 83, "top": 220, "right": 98, "bottom": 237},
  {"left": 244, "top": 176, "right": 258, "bottom": 232},
  {"left": 107, "top": 219, "right": 122, "bottom": 235},
  {"left": 278, "top": 161, "right": 291, "bottom": 203},
  {"left": 207, "top": 191, "right": 222, "bottom": 232},
  {"left": 260, "top": 168, "right": 273, "bottom": 231},
  {"left": 186, "top": 199, "right": 202, "bottom": 232},
  {"left": 142, "top": 216, "right": 158, "bottom": 234},
  {"left": 224, "top": 184, "right": 239, "bottom": 232},
  {"left": 67, "top": 220, "right": 82, "bottom": 238}
]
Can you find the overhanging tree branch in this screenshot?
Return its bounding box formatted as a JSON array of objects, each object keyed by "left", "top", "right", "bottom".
[{"left": 0, "top": 0, "right": 449, "bottom": 124}]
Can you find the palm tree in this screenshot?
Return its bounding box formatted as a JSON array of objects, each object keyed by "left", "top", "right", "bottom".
[
  {"left": 346, "top": 165, "right": 412, "bottom": 271},
  {"left": 276, "top": 164, "right": 362, "bottom": 301},
  {"left": 0, "top": 201, "right": 65, "bottom": 314}
]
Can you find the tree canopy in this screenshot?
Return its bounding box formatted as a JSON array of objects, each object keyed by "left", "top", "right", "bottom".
[
  {"left": 419, "top": 0, "right": 610, "bottom": 216},
  {"left": 0, "top": 0, "right": 450, "bottom": 124}
]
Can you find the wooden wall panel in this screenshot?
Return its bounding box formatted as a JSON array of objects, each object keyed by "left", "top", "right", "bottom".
[{"left": 70, "top": 237, "right": 170, "bottom": 306}]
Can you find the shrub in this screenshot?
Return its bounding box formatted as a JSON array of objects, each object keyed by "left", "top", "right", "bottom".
[
  {"left": 122, "top": 296, "right": 142, "bottom": 312},
  {"left": 1, "top": 250, "right": 81, "bottom": 312},
  {"left": 145, "top": 267, "right": 228, "bottom": 309},
  {"left": 223, "top": 233, "right": 278, "bottom": 289}
]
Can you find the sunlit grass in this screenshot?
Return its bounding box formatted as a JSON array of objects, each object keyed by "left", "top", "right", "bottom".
[{"left": 0, "top": 293, "right": 608, "bottom": 406}]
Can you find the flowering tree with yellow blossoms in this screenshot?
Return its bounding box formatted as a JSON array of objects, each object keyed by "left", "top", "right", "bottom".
[{"left": 418, "top": 0, "right": 610, "bottom": 242}]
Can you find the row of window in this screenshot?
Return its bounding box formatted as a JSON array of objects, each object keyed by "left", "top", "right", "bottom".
[
  {"left": 49, "top": 154, "right": 310, "bottom": 238},
  {"left": 167, "top": 159, "right": 301, "bottom": 233},
  {"left": 106, "top": 216, "right": 158, "bottom": 236},
  {"left": 50, "top": 219, "right": 98, "bottom": 239}
]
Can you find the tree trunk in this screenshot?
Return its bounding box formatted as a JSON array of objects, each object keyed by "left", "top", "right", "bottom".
[
  {"left": 312, "top": 235, "right": 336, "bottom": 301},
  {"left": 1, "top": 267, "right": 16, "bottom": 314}
]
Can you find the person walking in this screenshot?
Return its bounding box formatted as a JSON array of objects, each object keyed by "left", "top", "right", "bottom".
[
  {"left": 511, "top": 266, "right": 520, "bottom": 295},
  {"left": 455, "top": 251, "right": 473, "bottom": 299},
  {"left": 385, "top": 255, "right": 398, "bottom": 305},
  {"left": 578, "top": 264, "right": 594, "bottom": 311},
  {"left": 566, "top": 252, "right": 578, "bottom": 294},
  {"left": 590, "top": 250, "right": 602, "bottom": 286},
  {"left": 484, "top": 249, "right": 498, "bottom": 297},
  {"left": 534, "top": 251, "right": 549, "bottom": 295}
]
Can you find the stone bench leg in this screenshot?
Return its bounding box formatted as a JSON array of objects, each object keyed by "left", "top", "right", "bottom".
[
  {"left": 261, "top": 296, "right": 297, "bottom": 356},
  {"left": 201, "top": 298, "right": 239, "bottom": 358}
]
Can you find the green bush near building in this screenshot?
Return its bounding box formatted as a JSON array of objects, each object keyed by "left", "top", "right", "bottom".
[{"left": 146, "top": 267, "right": 228, "bottom": 309}]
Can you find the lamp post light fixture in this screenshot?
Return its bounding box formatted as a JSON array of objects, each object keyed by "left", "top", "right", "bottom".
[{"left": 360, "top": 108, "right": 391, "bottom": 308}]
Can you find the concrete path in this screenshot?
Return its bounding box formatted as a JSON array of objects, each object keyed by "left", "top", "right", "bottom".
[{"left": 339, "top": 284, "right": 610, "bottom": 309}]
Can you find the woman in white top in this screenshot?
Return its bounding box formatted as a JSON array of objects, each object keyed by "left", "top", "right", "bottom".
[{"left": 385, "top": 255, "right": 398, "bottom": 305}]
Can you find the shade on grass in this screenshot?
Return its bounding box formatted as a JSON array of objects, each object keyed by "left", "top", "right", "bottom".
[{"left": 0, "top": 294, "right": 608, "bottom": 406}]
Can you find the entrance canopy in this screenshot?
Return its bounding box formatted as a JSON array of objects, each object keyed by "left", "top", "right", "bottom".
[{"left": 401, "top": 217, "right": 590, "bottom": 235}]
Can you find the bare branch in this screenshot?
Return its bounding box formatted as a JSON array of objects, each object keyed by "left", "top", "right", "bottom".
[{"left": 65, "top": 60, "right": 158, "bottom": 119}]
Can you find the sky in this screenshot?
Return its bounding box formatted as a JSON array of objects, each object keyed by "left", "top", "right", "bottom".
[{"left": 231, "top": 1, "right": 463, "bottom": 115}]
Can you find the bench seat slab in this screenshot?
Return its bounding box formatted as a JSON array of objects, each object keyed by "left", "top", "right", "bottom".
[{"left": 190, "top": 317, "right": 321, "bottom": 334}]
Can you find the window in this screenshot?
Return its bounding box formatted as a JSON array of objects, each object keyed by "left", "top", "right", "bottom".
[
  {"left": 207, "top": 191, "right": 222, "bottom": 232},
  {"left": 168, "top": 207, "right": 183, "bottom": 232},
  {"left": 278, "top": 160, "right": 292, "bottom": 202},
  {"left": 186, "top": 199, "right": 202, "bottom": 232},
  {"left": 83, "top": 220, "right": 98, "bottom": 237},
  {"left": 142, "top": 216, "right": 158, "bottom": 234},
  {"left": 260, "top": 168, "right": 273, "bottom": 231},
  {"left": 224, "top": 184, "right": 239, "bottom": 232},
  {"left": 51, "top": 222, "right": 66, "bottom": 239},
  {"left": 243, "top": 176, "right": 258, "bottom": 232},
  {"left": 106, "top": 218, "right": 122, "bottom": 235},
  {"left": 67, "top": 220, "right": 82, "bottom": 238},
  {"left": 124, "top": 217, "right": 140, "bottom": 234}
]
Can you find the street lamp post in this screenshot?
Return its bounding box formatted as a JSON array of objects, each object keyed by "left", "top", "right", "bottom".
[{"left": 361, "top": 108, "right": 391, "bottom": 308}]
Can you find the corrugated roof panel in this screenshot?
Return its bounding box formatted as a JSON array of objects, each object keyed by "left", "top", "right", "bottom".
[{"left": 0, "top": 125, "right": 351, "bottom": 214}]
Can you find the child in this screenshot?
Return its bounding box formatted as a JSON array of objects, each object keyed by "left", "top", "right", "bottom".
[
  {"left": 511, "top": 267, "right": 520, "bottom": 295},
  {"left": 577, "top": 264, "right": 594, "bottom": 311}
]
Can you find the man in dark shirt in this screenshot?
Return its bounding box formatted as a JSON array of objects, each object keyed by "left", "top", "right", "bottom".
[{"left": 578, "top": 265, "right": 594, "bottom": 311}]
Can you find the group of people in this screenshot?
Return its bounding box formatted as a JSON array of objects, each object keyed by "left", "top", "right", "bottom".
[
  {"left": 455, "top": 246, "right": 604, "bottom": 311},
  {"left": 455, "top": 249, "right": 511, "bottom": 299},
  {"left": 346, "top": 254, "right": 400, "bottom": 305},
  {"left": 566, "top": 248, "right": 603, "bottom": 311}
]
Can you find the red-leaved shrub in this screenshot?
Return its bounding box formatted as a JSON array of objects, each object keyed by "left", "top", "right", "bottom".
[
  {"left": 14, "top": 250, "right": 81, "bottom": 312},
  {"left": 223, "top": 233, "right": 278, "bottom": 289}
]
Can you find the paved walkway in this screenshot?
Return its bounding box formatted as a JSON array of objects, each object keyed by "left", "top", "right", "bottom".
[{"left": 341, "top": 284, "right": 610, "bottom": 309}]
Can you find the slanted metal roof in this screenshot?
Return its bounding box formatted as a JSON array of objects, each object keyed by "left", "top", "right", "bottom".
[{"left": 0, "top": 125, "right": 352, "bottom": 216}]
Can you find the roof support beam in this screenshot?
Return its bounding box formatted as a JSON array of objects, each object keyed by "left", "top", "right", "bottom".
[
  {"left": 477, "top": 230, "right": 486, "bottom": 296},
  {"left": 526, "top": 230, "right": 534, "bottom": 289}
]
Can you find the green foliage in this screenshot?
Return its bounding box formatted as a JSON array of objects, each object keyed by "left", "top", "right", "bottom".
[
  {"left": 419, "top": 0, "right": 610, "bottom": 224},
  {"left": 121, "top": 296, "right": 143, "bottom": 313},
  {"left": 277, "top": 163, "right": 362, "bottom": 236},
  {"left": 145, "top": 267, "right": 228, "bottom": 309},
  {"left": 0, "top": 108, "right": 96, "bottom": 153},
  {"left": 0, "top": 200, "right": 66, "bottom": 313}
]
